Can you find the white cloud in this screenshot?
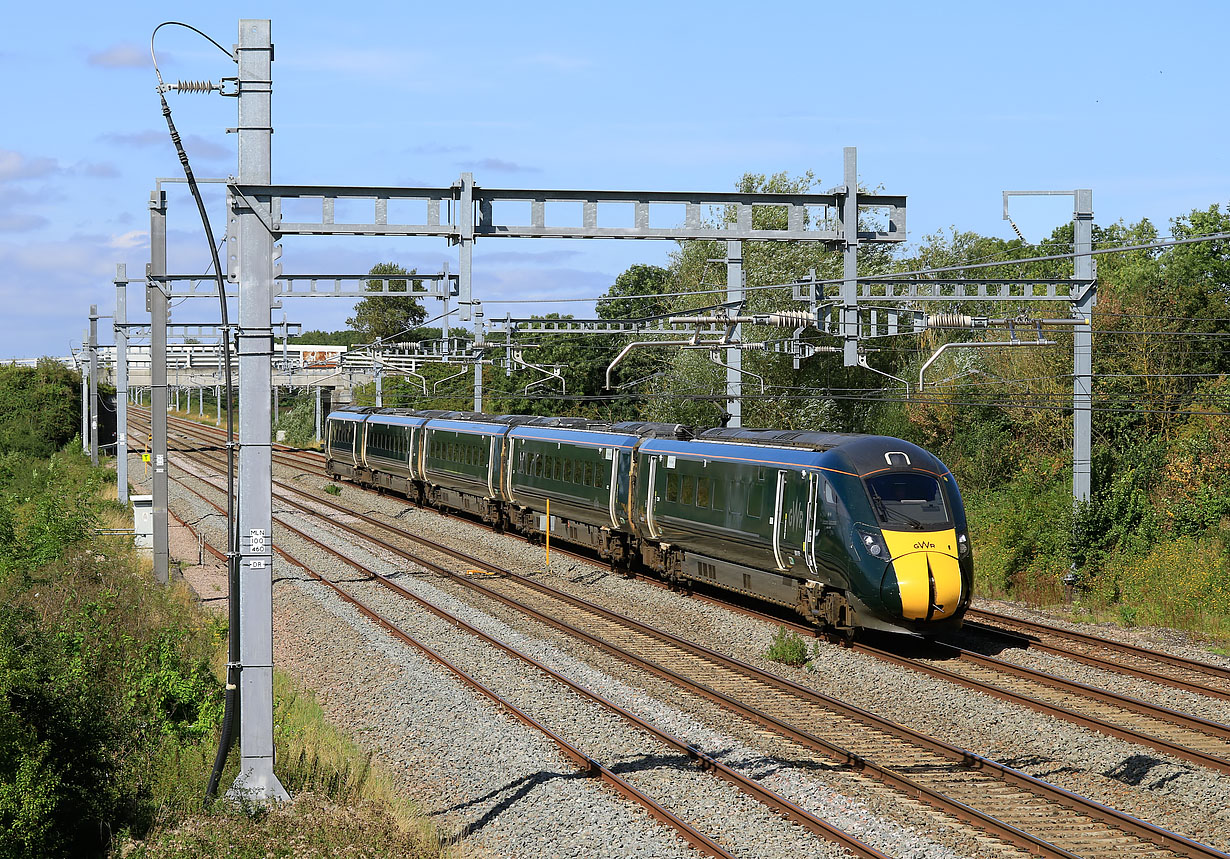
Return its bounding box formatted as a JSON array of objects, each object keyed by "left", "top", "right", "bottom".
[
  {"left": 88, "top": 43, "right": 149, "bottom": 69},
  {"left": 0, "top": 149, "right": 60, "bottom": 182},
  {"left": 108, "top": 230, "right": 149, "bottom": 250}
]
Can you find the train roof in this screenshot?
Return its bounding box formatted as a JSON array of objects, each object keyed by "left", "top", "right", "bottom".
[{"left": 696, "top": 427, "right": 867, "bottom": 451}]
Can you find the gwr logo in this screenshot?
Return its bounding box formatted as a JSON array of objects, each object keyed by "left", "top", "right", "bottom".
[{"left": 914, "top": 540, "right": 936, "bottom": 549}]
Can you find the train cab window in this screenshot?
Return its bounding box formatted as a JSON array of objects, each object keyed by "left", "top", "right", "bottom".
[
  {"left": 865, "top": 473, "right": 949, "bottom": 528},
  {"left": 666, "top": 473, "right": 679, "bottom": 502},
  {"left": 697, "top": 476, "right": 711, "bottom": 508},
  {"left": 681, "top": 475, "right": 695, "bottom": 505}
]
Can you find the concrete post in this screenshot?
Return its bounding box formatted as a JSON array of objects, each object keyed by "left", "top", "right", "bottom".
[
  {"left": 148, "top": 190, "right": 169, "bottom": 585},
  {"left": 115, "top": 265, "right": 129, "bottom": 504},
  {"left": 314, "top": 385, "right": 321, "bottom": 444},
  {"left": 232, "top": 18, "right": 289, "bottom": 802}
]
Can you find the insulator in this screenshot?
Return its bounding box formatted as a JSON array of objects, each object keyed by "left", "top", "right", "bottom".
[
  {"left": 760, "top": 310, "right": 816, "bottom": 328},
  {"left": 927, "top": 313, "right": 975, "bottom": 329},
  {"left": 173, "top": 79, "right": 219, "bottom": 94}
]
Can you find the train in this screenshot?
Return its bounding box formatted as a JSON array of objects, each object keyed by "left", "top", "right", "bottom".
[{"left": 323, "top": 408, "right": 973, "bottom": 637}]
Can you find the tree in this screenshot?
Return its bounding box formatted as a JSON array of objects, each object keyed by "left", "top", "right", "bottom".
[
  {"left": 345, "top": 263, "right": 427, "bottom": 343},
  {"left": 597, "top": 264, "right": 673, "bottom": 321}
]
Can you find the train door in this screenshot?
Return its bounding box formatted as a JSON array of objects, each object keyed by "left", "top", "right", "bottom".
[
  {"left": 803, "top": 473, "right": 819, "bottom": 575},
  {"left": 645, "top": 455, "right": 663, "bottom": 539},
  {"left": 774, "top": 470, "right": 811, "bottom": 573}
]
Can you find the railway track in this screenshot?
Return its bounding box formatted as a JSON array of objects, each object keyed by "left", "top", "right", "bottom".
[
  {"left": 132, "top": 411, "right": 1230, "bottom": 859},
  {"left": 963, "top": 608, "right": 1230, "bottom": 704},
  {"left": 137, "top": 409, "right": 1230, "bottom": 770},
  {"left": 160, "top": 429, "right": 893, "bottom": 858}
]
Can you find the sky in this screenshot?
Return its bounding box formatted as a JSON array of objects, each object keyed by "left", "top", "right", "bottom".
[{"left": 2, "top": 1, "right": 1228, "bottom": 360}]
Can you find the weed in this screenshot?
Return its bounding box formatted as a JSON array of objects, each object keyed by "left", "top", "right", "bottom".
[
  {"left": 765, "top": 625, "right": 809, "bottom": 667},
  {"left": 323, "top": 483, "right": 341, "bottom": 496},
  {"left": 1117, "top": 604, "right": 1139, "bottom": 627}
]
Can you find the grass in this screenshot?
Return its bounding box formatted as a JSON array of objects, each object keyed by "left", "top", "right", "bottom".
[{"left": 115, "top": 671, "right": 452, "bottom": 859}]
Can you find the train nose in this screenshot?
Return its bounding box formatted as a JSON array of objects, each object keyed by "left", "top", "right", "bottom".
[{"left": 878, "top": 530, "right": 963, "bottom": 621}]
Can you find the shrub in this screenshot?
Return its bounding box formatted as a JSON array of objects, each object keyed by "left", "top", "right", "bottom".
[{"left": 765, "top": 626, "right": 809, "bottom": 667}]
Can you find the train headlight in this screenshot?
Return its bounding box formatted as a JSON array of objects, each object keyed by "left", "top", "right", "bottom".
[
  {"left": 957, "top": 532, "right": 970, "bottom": 558},
  {"left": 857, "top": 526, "right": 888, "bottom": 560}
]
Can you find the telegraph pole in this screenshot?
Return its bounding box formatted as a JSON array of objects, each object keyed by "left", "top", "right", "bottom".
[
  {"left": 148, "top": 190, "right": 169, "bottom": 585},
  {"left": 232, "top": 18, "right": 289, "bottom": 802},
  {"left": 115, "top": 265, "right": 129, "bottom": 504}
]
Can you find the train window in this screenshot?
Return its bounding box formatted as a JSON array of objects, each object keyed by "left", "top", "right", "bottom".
[
  {"left": 666, "top": 473, "right": 679, "bottom": 502},
  {"left": 535, "top": 454, "right": 544, "bottom": 478},
  {"left": 747, "top": 484, "right": 763, "bottom": 518},
  {"left": 697, "top": 476, "right": 711, "bottom": 508},
  {"left": 711, "top": 478, "right": 725, "bottom": 509},
  {"left": 681, "top": 475, "right": 695, "bottom": 505},
  {"left": 580, "top": 462, "right": 590, "bottom": 485},
  {"left": 865, "top": 473, "right": 950, "bottom": 528},
  {"left": 563, "top": 459, "right": 573, "bottom": 482},
  {"left": 553, "top": 457, "right": 562, "bottom": 481}
]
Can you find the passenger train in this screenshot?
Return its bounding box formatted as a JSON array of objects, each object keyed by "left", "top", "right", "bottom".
[{"left": 324, "top": 408, "right": 973, "bottom": 637}]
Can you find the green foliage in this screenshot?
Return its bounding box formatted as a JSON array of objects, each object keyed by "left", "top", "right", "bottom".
[
  {"left": 274, "top": 393, "right": 318, "bottom": 448},
  {"left": 323, "top": 484, "right": 341, "bottom": 496},
  {"left": 764, "top": 626, "right": 809, "bottom": 667},
  {"left": 0, "top": 451, "right": 223, "bottom": 858},
  {"left": 345, "top": 263, "right": 428, "bottom": 343},
  {"left": 0, "top": 360, "right": 81, "bottom": 458}
]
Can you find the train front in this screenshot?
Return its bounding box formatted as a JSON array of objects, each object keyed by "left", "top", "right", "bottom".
[{"left": 837, "top": 440, "right": 973, "bottom": 635}]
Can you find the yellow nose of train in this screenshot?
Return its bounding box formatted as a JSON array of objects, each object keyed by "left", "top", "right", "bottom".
[{"left": 879, "top": 529, "right": 963, "bottom": 622}]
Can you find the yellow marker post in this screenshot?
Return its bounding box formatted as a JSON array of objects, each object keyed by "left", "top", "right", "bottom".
[{"left": 545, "top": 500, "right": 550, "bottom": 567}]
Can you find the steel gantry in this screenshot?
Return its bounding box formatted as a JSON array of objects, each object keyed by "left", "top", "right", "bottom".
[{"left": 151, "top": 17, "right": 910, "bottom": 805}]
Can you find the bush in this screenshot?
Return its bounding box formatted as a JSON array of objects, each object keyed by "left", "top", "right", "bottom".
[
  {"left": 764, "top": 626, "right": 809, "bottom": 667},
  {"left": 0, "top": 450, "right": 223, "bottom": 858}
]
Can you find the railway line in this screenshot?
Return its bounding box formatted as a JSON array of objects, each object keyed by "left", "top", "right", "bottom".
[
  {"left": 128, "top": 408, "right": 1230, "bottom": 859},
  {"left": 173, "top": 476, "right": 883, "bottom": 859}
]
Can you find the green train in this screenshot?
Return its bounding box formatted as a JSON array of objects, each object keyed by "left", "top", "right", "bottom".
[{"left": 325, "top": 408, "right": 973, "bottom": 637}]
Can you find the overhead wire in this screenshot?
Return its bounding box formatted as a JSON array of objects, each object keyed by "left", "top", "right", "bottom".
[{"left": 151, "top": 21, "right": 241, "bottom": 804}]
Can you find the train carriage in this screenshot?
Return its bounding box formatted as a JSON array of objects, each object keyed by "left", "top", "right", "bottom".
[
  {"left": 421, "top": 414, "right": 512, "bottom": 526},
  {"left": 324, "top": 409, "right": 366, "bottom": 477},
  {"left": 504, "top": 420, "right": 641, "bottom": 565}
]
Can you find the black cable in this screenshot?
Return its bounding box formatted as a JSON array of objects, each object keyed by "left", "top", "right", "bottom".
[{"left": 150, "top": 22, "right": 240, "bottom": 803}]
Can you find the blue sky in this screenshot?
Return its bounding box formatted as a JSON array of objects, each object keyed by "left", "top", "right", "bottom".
[{"left": 2, "top": 1, "right": 1228, "bottom": 359}]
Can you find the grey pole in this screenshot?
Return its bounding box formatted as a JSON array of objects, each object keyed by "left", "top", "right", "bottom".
[
  {"left": 215, "top": 383, "right": 221, "bottom": 427},
  {"left": 81, "top": 331, "right": 88, "bottom": 453},
  {"left": 273, "top": 384, "right": 279, "bottom": 426},
  {"left": 232, "top": 18, "right": 288, "bottom": 802},
  {"left": 726, "top": 240, "right": 743, "bottom": 428},
  {"left": 148, "top": 190, "right": 170, "bottom": 585},
  {"left": 456, "top": 172, "right": 482, "bottom": 412},
  {"left": 841, "top": 147, "right": 860, "bottom": 368},
  {"left": 314, "top": 385, "right": 321, "bottom": 444},
  {"left": 115, "top": 265, "right": 129, "bottom": 504},
  {"left": 1073, "top": 189, "right": 1095, "bottom": 504},
  {"left": 89, "top": 306, "right": 99, "bottom": 466},
  {"left": 375, "top": 356, "right": 383, "bottom": 407}
]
